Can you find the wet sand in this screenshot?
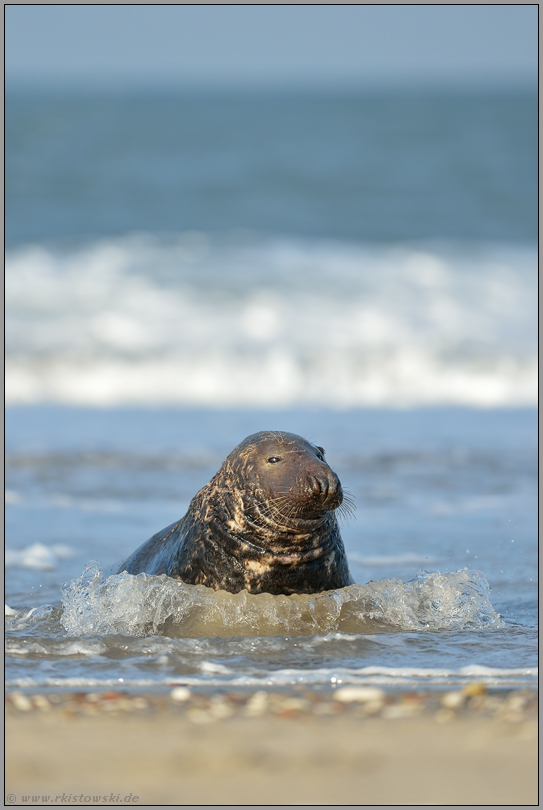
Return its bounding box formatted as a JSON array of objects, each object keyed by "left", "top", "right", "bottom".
[{"left": 6, "top": 688, "right": 538, "bottom": 806}]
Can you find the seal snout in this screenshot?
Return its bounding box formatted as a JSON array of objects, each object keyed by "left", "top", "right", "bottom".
[{"left": 307, "top": 469, "right": 343, "bottom": 510}]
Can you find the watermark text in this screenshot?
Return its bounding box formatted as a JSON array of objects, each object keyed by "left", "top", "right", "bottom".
[{"left": 6, "top": 794, "right": 139, "bottom": 804}]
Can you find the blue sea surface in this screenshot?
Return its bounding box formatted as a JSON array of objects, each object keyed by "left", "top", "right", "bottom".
[
  {"left": 5, "top": 406, "right": 537, "bottom": 690},
  {"left": 5, "top": 88, "right": 537, "bottom": 246}
]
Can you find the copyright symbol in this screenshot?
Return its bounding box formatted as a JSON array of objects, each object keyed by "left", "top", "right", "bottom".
[{"left": 7, "top": 795, "right": 16, "bottom": 804}]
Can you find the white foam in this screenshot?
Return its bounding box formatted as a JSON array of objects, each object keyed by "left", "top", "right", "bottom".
[
  {"left": 5, "top": 664, "right": 537, "bottom": 691},
  {"left": 5, "top": 543, "right": 77, "bottom": 570},
  {"left": 6, "top": 639, "right": 107, "bottom": 657},
  {"left": 5, "top": 234, "right": 537, "bottom": 407}
]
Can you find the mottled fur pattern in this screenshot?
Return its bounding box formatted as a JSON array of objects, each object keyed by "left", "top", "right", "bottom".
[{"left": 118, "top": 431, "right": 353, "bottom": 595}]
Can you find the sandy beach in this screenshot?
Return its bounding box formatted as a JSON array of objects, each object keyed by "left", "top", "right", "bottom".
[{"left": 6, "top": 687, "right": 538, "bottom": 806}]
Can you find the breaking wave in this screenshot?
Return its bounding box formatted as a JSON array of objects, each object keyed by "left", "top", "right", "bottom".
[{"left": 5, "top": 233, "right": 537, "bottom": 407}]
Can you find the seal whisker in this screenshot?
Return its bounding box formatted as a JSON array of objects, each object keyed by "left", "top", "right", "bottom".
[{"left": 336, "top": 503, "right": 356, "bottom": 527}]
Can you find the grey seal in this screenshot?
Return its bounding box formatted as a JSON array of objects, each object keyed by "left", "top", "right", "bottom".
[{"left": 117, "top": 431, "right": 353, "bottom": 595}]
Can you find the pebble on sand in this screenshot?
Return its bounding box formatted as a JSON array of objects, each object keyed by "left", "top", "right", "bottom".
[
  {"left": 170, "top": 687, "right": 191, "bottom": 703},
  {"left": 333, "top": 686, "right": 385, "bottom": 704}
]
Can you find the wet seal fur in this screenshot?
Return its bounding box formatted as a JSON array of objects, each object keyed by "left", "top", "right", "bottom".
[{"left": 118, "top": 431, "right": 353, "bottom": 595}]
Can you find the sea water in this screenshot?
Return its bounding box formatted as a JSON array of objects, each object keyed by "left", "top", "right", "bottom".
[
  {"left": 5, "top": 88, "right": 537, "bottom": 691},
  {"left": 5, "top": 406, "right": 537, "bottom": 690}
]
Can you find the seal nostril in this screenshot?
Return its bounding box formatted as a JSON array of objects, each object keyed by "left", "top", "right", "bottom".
[
  {"left": 328, "top": 476, "right": 338, "bottom": 497},
  {"left": 308, "top": 473, "right": 329, "bottom": 498}
]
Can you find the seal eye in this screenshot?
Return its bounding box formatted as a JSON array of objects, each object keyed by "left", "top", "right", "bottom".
[
  {"left": 316, "top": 446, "right": 325, "bottom": 461},
  {"left": 267, "top": 456, "right": 282, "bottom": 464}
]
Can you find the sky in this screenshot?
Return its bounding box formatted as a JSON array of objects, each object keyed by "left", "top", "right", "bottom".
[{"left": 5, "top": 4, "right": 538, "bottom": 89}]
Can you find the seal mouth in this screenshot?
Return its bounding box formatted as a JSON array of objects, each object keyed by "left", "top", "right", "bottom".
[{"left": 254, "top": 473, "right": 344, "bottom": 525}]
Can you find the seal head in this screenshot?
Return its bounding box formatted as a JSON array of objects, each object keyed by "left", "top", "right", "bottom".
[{"left": 118, "top": 431, "right": 353, "bottom": 595}]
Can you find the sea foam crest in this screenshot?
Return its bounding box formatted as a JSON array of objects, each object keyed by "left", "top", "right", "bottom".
[
  {"left": 5, "top": 234, "right": 537, "bottom": 407},
  {"left": 61, "top": 562, "right": 504, "bottom": 639}
]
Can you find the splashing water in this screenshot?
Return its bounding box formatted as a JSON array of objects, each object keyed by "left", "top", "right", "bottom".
[{"left": 61, "top": 563, "right": 504, "bottom": 639}]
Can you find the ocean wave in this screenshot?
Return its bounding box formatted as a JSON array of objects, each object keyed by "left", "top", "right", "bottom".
[{"left": 6, "top": 233, "right": 537, "bottom": 407}]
